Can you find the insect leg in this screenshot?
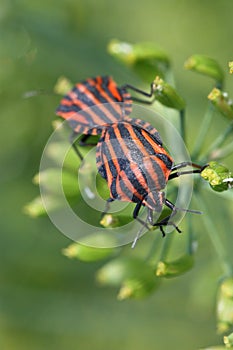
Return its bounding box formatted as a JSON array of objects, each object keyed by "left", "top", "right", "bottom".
[
  {"left": 121, "top": 82, "right": 156, "bottom": 104},
  {"left": 153, "top": 200, "right": 181, "bottom": 236},
  {"left": 100, "top": 198, "right": 115, "bottom": 219},
  {"left": 171, "top": 162, "right": 204, "bottom": 171},
  {"left": 70, "top": 131, "right": 84, "bottom": 161},
  {"left": 169, "top": 169, "right": 202, "bottom": 180},
  {"left": 131, "top": 202, "right": 151, "bottom": 248},
  {"left": 79, "top": 134, "right": 98, "bottom": 147}
]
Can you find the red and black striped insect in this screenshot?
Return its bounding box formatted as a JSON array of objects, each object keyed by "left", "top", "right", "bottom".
[
  {"left": 56, "top": 76, "right": 156, "bottom": 159},
  {"left": 96, "top": 120, "right": 203, "bottom": 245}
]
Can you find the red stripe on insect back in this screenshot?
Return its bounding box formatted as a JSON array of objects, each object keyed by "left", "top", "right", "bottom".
[
  {"left": 115, "top": 169, "right": 144, "bottom": 202},
  {"left": 103, "top": 129, "right": 122, "bottom": 178},
  {"left": 107, "top": 77, "right": 123, "bottom": 101},
  {"left": 88, "top": 77, "right": 124, "bottom": 118},
  {"left": 77, "top": 82, "right": 122, "bottom": 123}
]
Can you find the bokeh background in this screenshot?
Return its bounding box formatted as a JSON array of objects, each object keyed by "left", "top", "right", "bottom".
[{"left": 1, "top": 1, "right": 233, "bottom": 349}]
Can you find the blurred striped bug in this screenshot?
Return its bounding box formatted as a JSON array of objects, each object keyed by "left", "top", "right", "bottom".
[
  {"left": 56, "top": 76, "right": 157, "bottom": 159},
  {"left": 96, "top": 120, "right": 204, "bottom": 246}
]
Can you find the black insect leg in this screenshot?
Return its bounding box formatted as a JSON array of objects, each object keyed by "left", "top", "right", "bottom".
[
  {"left": 70, "top": 131, "right": 84, "bottom": 161},
  {"left": 169, "top": 169, "right": 202, "bottom": 180},
  {"left": 153, "top": 200, "right": 181, "bottom": 236},
  {"left": 79, "top": 134, "right": 98, "bottom": 147},
  {"left": 100, "top": 198, "right": 115, "bottom": 219},
  {"left": 131, "top": 202, "right": 151, "bottom": 248},
  {"left": 169, "top": 162, "right": 208, "bottom": 180},
  {"left": 70, "top": 133, "right": 98, "bottom": 161},
  {"left": 133, "top": 202, "right": 150, "bottom": 229},
  {"left": 120, "top": 82, "right": 156, "bottom": 104},
  {"left": 171, "top": 162, "right": 204, "bottom": 172}
]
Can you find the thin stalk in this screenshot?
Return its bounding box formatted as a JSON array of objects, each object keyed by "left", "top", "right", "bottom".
[
  {"left": 180, "top": 109, "right": 186, "bottom": 144},
  {"left": 159, "top": 233, "right": 173, "bottom": 261},
  {"left": 145, "top": 232, "right": 161, "bottom": 263},
  {"left": 194, "top": 193, "right": 233, "bottom": 276},
  {"left": 210, "top": 138, "right": 233, "bottom": 160},
  {"left": 201, "top": 122, "right": 233, "bottom": 162},
  {"left": 186, "top": 216, "right": 196, "bottom": 255},
  {"left": 191, "top": 103, "right": 215, "bottom": 160}
]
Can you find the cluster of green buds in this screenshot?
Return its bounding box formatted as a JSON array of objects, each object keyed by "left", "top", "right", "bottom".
[{"left": 201, "top": 161, "right": 233, "bottom": 192}]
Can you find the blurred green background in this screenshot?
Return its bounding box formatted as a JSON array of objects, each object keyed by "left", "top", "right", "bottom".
[{"left": 1, "top": 0, "right": 233, "bottom": 349}]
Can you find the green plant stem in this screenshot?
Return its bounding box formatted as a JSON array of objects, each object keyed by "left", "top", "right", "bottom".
[
  {"left": 201, "top": 122, "right": 233, "bottom": 161},
  {"left": 186, "top": 216, "right": 196, "bottom": 255},
  {"left": 191, "top": 103, "right": 215, "bottom": 160},
  {"left": 180, "top": 109, "right": 186, "bottom": 144},
  {"left": 211, "top": 138, "right": 233, "bottom": 160},
  {"left": 194, "top": 193, "right": 233, "bottom": 276},
  {"left": 159, "top": 233, "right": 173, "bottom": 261},
  {"left": 145, "top": 232, "right": 161, "bottom": 263}
]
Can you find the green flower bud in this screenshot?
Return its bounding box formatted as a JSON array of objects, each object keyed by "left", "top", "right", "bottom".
[
  {"left": 201, "top": 161, "right": 232, "bottom": 192},
  {"left": 156, "top": 254, "right": 194, "bottom": 278},
  {"left": 208, "top": 88, "right": 233, "bottom": 120},
  {"left": 54, "top": 76, "right": 73, "bottom": 95},
  {"left": 100, "top": 214, "right": 132, "bottom": 228},
  {"left": 107, "top": 40, "right": 170, "bottom": 82},
  {"left": 184, "top": 55, "right": 224, "bottom": 84},
  {"left": 96, "top": 257, "right": 145, "bottom": 286},
  {"left": 229, "top": 62, "right": 233, "bottom": 75},
  {"left": 62, "top": 242, "right": 115, "bottom": 262},
  {"left": 107, "top": 39, "right": 170, "bottom": 66},
  {"left": 152, "top": 76, "right": 185, "bottom": 110},
  {"left": 224, "top": 332, "right": 233, "bottom": 348},
  {"left": 221, "top": 278, "right": 233, "bottom": 299},
  {"left": 96, "top": 256, "right": 159, "bottom": 299},
  {"left": 118, "top": 276, "right": 159, "bottom": 300},
  {"left": 23, "top": 195, "right": 62, "bottom": 217},
  {"left": 217, "top": 278, "right": 233, "bottom": 334}
]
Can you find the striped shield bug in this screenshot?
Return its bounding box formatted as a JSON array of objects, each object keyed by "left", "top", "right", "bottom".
[
  {"left": 96, "top": 120, "right": 203, "bottom": 246},
  {"left": 56, "top": 76, "right": 156, "bottom": 160}
]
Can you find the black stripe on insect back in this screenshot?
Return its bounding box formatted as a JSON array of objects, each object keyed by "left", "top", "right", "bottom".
[
  {"left": 156, "top": 153, "right": 173, "bottom": 170},
  {"left": 99, "top": 136, "right": 130, "bottom": 179},
  {"left": 84, "top": 80, "right": 123, "bottom": 119},
  {"left": 120, "top": 124, "right": 168, "bottom": 189},
  {"left": 117, "top": 172, "right": 147, "bottom": 203},
  {"left": 132, "top": 126, "right": 171, "bottom": 173},
  {"left": 110, "top": 124, "right": 162, "bottom": 193},
  {"left": 100, "top": 126, "right": 149, "bottom": 196}
]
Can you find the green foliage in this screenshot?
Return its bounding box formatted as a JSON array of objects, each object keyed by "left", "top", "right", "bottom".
[{"left": 25, "top": 36, "right": 233, "bottom": 345}]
